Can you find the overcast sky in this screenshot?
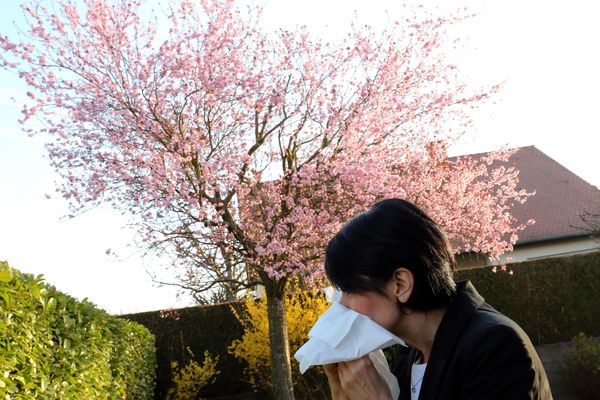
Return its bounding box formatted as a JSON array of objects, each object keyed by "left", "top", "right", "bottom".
[{"left": 0, "top": 0, "right": 598, "bottom": 314}]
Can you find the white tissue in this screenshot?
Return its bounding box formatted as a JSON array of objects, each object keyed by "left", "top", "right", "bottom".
[
  {"left": 294, "top": 289, "right": 404, "bottom": 399},
  {"left": 322, "top": 286, "right": 342, "bottom": 303},
  {"left": 369, "top": 350, "right": 401, "bottom": 400}
]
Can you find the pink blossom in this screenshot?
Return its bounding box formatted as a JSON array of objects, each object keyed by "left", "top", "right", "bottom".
[
  {"left": 1, "top": 0, "right": 531, "bottom": 290},
  {"left": 159, "top": 308, "right": 180, "bottom": 320}
]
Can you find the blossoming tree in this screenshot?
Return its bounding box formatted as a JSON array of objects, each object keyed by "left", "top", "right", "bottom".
[{"left": 1, "top": 0, "right": 532, "bottom": 397}]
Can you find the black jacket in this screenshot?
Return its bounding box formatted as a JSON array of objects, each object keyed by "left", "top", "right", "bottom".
[{"left": 392, "top": 281, "right": 553, "bottom": 400}]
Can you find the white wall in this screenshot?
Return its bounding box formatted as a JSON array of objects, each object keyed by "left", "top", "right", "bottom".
[
  {"left": 495, "top": 237, "right": 599, "bottom": 265},
  {"left": 457, "top": 236, "right": 599, "bottom": 269}
]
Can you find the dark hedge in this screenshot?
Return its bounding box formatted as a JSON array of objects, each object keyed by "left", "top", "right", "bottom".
[
  {"left": 456, "top": 250, "right": 600, "bottom": 345},
  {"left": 121, "top": 301, "right": 252, "bottom": 400}
]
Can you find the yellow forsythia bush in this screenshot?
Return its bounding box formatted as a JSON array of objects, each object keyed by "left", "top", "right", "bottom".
[
  {"left": 166, "top": 349, "right": 219, "bottom": 400},
  {"left": 228, "top": 289, "right": 330, "bottom": 398}
]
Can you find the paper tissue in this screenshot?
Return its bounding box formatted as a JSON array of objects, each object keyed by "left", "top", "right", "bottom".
[{"left": 294, "top": 288, "right": 404, "bottom": 399}]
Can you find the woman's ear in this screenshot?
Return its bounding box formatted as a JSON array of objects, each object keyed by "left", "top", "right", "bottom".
[{"left": 391, "top": 267, "right": 413, "bottom": 303}]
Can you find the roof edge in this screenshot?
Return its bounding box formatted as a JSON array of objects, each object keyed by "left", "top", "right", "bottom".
[{"left": 516, "top": 231, "right": 598, "bottom": 246}]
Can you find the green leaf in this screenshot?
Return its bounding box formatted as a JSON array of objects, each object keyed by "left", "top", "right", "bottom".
[
  {"left": 0, "top": 292, "right": 9, "bottom": 308},
  {"left": 0, "top": 269, "right": 11, "bottom": 282},
  {"left": 45, "top": 297, "right": 57, "bottom": 313}
]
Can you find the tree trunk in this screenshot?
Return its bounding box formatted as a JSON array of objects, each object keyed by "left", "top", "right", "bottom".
[{"left": 264, "top": 277, "right": 295, "bottom": 400}]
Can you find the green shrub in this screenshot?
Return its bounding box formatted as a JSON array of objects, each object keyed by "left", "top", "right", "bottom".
[
  {"left": 108, "top": 318, "right": 157, "bottom": 400},
  {"left": 561, "top": 333, "right": 600, "bottom": 400},
  {"left": 456, "top": 251, "right": 600, "bottom": 345},
  {"left": 0, "top": 261, "right": 156, "bottom": 399}
]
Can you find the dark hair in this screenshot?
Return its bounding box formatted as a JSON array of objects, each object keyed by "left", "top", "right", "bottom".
[{"left": 325, "top": 198, "right": 457, "bottom": 311}]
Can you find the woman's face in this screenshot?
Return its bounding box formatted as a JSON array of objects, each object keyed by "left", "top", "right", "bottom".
[{"left": 339, "top": 286, "right": 402, "bottom": 335}]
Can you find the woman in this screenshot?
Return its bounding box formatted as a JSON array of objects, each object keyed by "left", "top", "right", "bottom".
[{"left": 323, "top": 198, "right": 552, "bottom": 400}]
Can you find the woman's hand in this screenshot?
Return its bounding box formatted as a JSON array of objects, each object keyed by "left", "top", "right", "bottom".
[
  {"left": 323, "top": 363, "right": 350, "bottom": 400},
  {"left": 324, "top": 355, "right": 393, "bottom": 400}
]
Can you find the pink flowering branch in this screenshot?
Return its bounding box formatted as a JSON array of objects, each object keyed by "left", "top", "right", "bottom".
[{"left": 1, "top": 0, "right": 533, "bottom": 298}]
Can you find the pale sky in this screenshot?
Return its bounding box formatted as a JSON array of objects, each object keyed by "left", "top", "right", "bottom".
[{"left": 0, "top": 0, "right": 598, "bottom": 314}]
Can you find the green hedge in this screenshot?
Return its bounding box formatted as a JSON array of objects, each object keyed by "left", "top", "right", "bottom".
[
  {"left": 122, "top": 302, "right": 253, "bottom": 400},
  {"left": 0, "top": 261, "right": 156, "bottom": 399},
  {"left": 456, "top": 250, "right": 600, "bottom": 345},
  {"left": 561, "top": 333, "right": 600, "bottom": 400}
]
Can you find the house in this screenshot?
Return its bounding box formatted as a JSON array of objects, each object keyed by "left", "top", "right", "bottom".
[{"left": 457, "top": 146, "right": 600, "bottom": 268}]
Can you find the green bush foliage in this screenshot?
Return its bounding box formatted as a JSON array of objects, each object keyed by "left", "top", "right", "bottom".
[
  {"left": 108, "top": 318, "right": 157, "bottom": 399},
  {"left": 561, "top": 333, "right": 600, "bottom": 400},
  {"left": 456, "top": 251, "right": 600, "bottom": 345},
  {"left": 0, "top": 261, "right": 156, "bottom": 399}
]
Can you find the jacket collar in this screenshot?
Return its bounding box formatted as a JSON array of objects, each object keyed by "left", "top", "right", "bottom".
[
  {"left": 411, "top": 280, "right": 485, "bottom": 400},
  {"left": 430, "top": 280, "right": 485, "bottom": 360}
]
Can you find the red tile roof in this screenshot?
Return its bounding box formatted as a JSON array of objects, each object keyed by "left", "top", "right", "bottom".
[{"left": 473, "top": 146, "right": 600, "bottom": 245}]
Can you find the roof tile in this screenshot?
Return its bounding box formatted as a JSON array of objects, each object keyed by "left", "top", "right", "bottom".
[{"left": 479, "top": 146, "right": 600, "bottom": 244}]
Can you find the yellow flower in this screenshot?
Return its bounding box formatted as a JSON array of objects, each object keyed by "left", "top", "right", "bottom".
[
  {"left": 166, "top": 349, "right": 220, "bottom": 400},
  {"left": 228, "top": 283, "right": 330, "bottom": 396}
]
